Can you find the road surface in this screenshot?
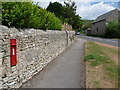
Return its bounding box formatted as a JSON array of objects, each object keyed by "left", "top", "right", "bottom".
[
  {"left": 21, "top": 38, "right": 86, "bottom": 88},
  {"left": 77, "top": 35, "right": 119, "bottom": 47}
]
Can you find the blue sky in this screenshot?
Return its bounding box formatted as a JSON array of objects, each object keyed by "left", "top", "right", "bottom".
[
  {"left": 32, "top": 0, "right": 120, "bottom": 20},
  {"left": 91, "top": 2, "right": 118, "bottom": 8}
]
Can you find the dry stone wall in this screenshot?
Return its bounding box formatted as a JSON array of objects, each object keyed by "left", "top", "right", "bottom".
[{"left": 0, "top": 25, "right": 75, "bottom": 89}]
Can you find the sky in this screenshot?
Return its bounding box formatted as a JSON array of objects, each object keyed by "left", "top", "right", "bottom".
[{"left": 32, "top": 0, "right": 120, "bottom": 20}]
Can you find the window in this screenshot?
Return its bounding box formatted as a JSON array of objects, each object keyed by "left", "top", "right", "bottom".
[{"left": 97, "top": 28, "right": 98, "bottom": 32}]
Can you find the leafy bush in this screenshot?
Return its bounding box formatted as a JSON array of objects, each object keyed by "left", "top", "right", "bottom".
[
  {"left": 45, "top": 12, "right": 61, "bottom": 30},
  {"left": 2, "top": 2, "right": 61, "bottom": 30},
  {"left": 105, "top": 19, "right": 120, "bottom": 38}
]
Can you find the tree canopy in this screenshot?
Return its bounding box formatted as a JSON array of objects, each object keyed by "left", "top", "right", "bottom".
[
  {"left": 47, "top": 0, "right": 83, "bottom": 30},
  {"left": 2, "top": 1, "right": 83, "bottom": 31},
  {"left": 47, "top": 2, "right": 63, "bottom": 18}
]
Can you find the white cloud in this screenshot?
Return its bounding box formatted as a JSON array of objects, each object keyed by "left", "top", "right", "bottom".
[
  {"left": 33, "top": 0, "right": 64, "bottom": 8},
  {"left": 74, "top": 0, "right": 119, "bottom": 2},
  {"left": 33, "top": 0, "right": 119, "bottom": 2},
  {"left": 37, "top": 2, "right": 49, "bottom": 8},
  {"left": 32, "top": 0, "right": 116, "bottom": 20},
  {"left": 111, "top": 2, "right": 114, "bottom": 5},
  {"left": 76, "top": 2, "right": 115, "bottom": 20}
]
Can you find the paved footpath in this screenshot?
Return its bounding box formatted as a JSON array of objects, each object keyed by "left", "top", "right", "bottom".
[{"left": 21, "top": 38, "right": 86, "bottom": 88}]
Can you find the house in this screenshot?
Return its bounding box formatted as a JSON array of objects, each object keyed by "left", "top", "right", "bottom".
[{"left": 90, "top": 9, "right": 120, "bottom": 36}]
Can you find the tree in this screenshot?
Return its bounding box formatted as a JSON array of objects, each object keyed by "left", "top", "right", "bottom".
[
  {"left": 47, "top": 2, "right": 63, "bottom": 17},
  {"left": 63, "top": 0, "right": 82, "bottom": 30},
  {"left": 46, "top": 1, "right": 83, "bottom": 30},
  {"left": 72, "top": 15, "right": 83, "bottom": 30},
  {"left": 105, "top": 19, "right": 120, "bottom": 38},
  {"left": 64, "top": 0, "right": 76, "bottom": 15}
]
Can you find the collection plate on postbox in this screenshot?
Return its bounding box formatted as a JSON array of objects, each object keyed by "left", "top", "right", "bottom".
[{"left": 10, "top": 39, "right": 17, "bottom": 66}]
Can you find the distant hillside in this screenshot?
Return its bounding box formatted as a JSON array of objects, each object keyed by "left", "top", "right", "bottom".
[{"left": 82, "top": 20, "right": 94, "bottom": 30}]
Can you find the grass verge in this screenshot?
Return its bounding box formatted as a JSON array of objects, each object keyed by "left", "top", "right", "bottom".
[{"left": 85, "top": 42, "right": 120, "bottom": 88}]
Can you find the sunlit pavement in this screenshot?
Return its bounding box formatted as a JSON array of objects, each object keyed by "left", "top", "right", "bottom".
[{"left": 21, "top": 38, "right": 86, "bottom": 88}]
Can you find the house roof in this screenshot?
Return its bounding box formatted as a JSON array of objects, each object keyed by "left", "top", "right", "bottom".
[
  {"left": 93, "top": 9, "right": 120, "bottom": 23},
  {"left": 92, "top": 19, "right": 106, "bottom": 24}
]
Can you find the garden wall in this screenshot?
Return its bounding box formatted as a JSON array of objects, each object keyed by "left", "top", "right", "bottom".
[{"left": 0, "top": 25, "right": 75, "bottom": 88}]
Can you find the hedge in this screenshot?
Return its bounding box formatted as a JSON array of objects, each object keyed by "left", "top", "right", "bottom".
[
  {"left": 105, "top": 19, "right": 120, "bottom": 38},
  {"left": 2, "top": 2, "right": 61, "bottom": 30}
]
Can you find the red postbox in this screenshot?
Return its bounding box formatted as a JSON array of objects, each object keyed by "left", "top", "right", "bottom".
[{"left": 10, "top": 39, "right": 17, "bottom": 66}]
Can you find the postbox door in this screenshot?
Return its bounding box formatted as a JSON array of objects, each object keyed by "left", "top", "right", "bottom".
[{"left": 10, "top": 39, "right": 17, "bottom": 66}]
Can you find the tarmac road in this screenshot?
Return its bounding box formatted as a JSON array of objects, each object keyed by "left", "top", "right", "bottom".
[
  {"left": 21, "top": 38, "right": 86, "bottom": 88},
  {"left": 77, "top": 35, "right": 119, "bottom": 47}
]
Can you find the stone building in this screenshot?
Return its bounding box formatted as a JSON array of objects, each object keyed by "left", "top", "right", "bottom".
[{"left": 91, "top": 9, "right": 120, "bottom": 36}]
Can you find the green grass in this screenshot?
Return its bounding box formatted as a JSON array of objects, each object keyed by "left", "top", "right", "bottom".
[
  {"left": 105, "top": 63, "right": 120, "bottom": 87},
  {"left": 85, "top": 54, "right": 107, "bottom": 66},
  {"left": 92, "top": 80, "right": 100, "bottom": 88},
  {"left": 106, "top": 66, "right": 118, "bottom": 80},
  {"left": 85, "top": 42, "right": 119, "bottom": 87},
  {"left": 84, "top": 42, "right": 108, "bottom": 66}
]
